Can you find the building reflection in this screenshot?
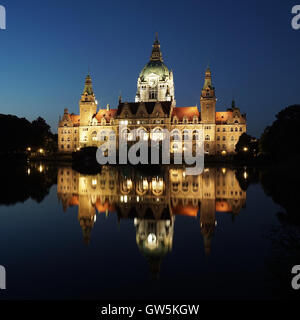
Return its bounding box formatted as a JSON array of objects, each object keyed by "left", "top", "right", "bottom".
[{"left": 57, "top": 166, "right": 246, "bottom": 277}]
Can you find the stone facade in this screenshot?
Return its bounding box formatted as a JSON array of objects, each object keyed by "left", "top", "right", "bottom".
[{"left": 58, "top": 37, "right": 247, "bottom": 155}]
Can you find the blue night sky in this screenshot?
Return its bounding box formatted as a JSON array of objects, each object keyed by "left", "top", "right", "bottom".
[{"left": 0, "top": 0, "right": 299, "bottom": 137}]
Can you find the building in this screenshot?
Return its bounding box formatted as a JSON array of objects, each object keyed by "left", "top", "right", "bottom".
[{"left": 58, "top": 35, "right": 247, "bottom": 155}]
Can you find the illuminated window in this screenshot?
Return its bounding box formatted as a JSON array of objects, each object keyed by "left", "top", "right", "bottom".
[{"left": 149, "top": 90, "right": 157, "bottom": 99}]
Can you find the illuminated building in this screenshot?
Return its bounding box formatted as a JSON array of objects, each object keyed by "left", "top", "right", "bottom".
[{"left": 58, "top": 36, "right": 247, "bottom": 155}]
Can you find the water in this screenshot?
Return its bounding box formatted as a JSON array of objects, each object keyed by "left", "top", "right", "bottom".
[{"left": 0, "top": 163, "right": 299, "bottom": 300}]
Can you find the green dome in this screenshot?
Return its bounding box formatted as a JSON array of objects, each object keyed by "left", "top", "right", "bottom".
[{"left": 139, "top": 60, "right": 170, "bottom": 81}]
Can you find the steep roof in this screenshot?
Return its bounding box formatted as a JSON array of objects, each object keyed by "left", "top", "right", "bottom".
[
  {"left": 117, "top": 101, "right": 172, "bottom": 116},
  {"left": 70, "top": 114, "right": 80, "bottom": 125},
  {"left": 215, "top": 111, "right": 233, "bottom": 123},
  {"left": 171, "top": 106, "right": 199, "bottom": 121},
  {"left": 94, "top": 109, "right": 117, "bottom": 122}
]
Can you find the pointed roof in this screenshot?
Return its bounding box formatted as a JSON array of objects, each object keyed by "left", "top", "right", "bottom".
[
  {"left": 203, "top": 67, "right": 213, "bottom": 89},
  {"left": 83, "top": 74, "right": 94, "bottom": 95},
  {"left": 150, "top": 33, "right": 163, "bottom": 62}
]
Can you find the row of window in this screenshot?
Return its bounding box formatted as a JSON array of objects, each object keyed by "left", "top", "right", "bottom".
[
  {"left": 216, "top": 136, "right": 236, "bottom": 141},
  {"left": 217, "top": 127, "right": 243, "bottom": 132},
  {"left": 61, "top": 137, "right": 77, "bottom": 142},
  {"left": 60, "top": 129, "right": 77, "bottom": 134},
  {"left": 60, "top": 144, "right": 76, "bottom": 149}
]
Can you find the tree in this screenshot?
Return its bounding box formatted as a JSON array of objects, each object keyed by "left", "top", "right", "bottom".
[
  {"left": 235, "top": 132, "right": 258, "bottom": 157},
  {"left": 259, "top": 105, "right": 300, "bottom": 160}
]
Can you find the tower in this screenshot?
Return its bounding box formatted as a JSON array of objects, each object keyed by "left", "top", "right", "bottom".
[
  {"left": 79, "top": 74, "right": 97, "bottom": 126},
  {"left": 135, "top": 34, "right": 175, "bottom": 104},
  {"left": 200, "top": 67, "right": 216, "bottom": 124}
]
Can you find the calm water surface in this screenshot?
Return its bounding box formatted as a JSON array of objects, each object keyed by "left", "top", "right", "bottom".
[{"left": 0, "top": 163, "right": 298, "bottom": 300}]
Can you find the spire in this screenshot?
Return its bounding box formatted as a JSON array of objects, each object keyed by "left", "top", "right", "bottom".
[
  {"left": 231, "top": 99, "right": 236, "bottom": 108},
  {"left": 203, "top": 66, "right": 213, "bottom": 89},
  {"left": 83, "top": 74, "right": 94, "bottom": 96},
  {"left": 150, "top": 33, "right": 163, "bottom": 62}
]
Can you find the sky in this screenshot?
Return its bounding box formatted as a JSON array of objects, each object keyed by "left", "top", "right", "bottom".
[{"left": 0, "top": 0, "right": 299, "bottom": 137}]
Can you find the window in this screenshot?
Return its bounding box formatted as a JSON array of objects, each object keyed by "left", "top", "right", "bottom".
[
  {"left": 172, "top": 130, "right": 180, "bottom": 141},
  {"left": 61, "top": 145, "right": 64, "bottom": 149},
  {"left": 217, "top": 136, "right": 220, "bottom": 141},
  {"left": 223, "top": 136, "right": 226, "bottom": 141},
  {"left": 231, "top": 136, "right": 234, "bottom": 141},
  {"left": 92, "top": 131, "right": 97, "bottom": 141},
  {"left": 183, "top": 130, "right": 189, "bottom": 140},
  {"left": 231, "top": 127, "right": 233, "bottom": 132},
  {"left": 205, "top": 135, "right": 210, "bottom": 141},
  {"left": 223, "top": 128, "right": 226, "bottom": 132},
  {"left": 149, "top": 90, "right": 157, "bottom": 99},
  {"left": 240, "top": 127, "right": 243, "bottom": 132},
  {"left": 193, "top": 130, "right": 199, "bottom": 140},
  {"left": 235, "top": 127, "right": 238, "bottom": 132},
  {"left": 217, "top": 128, "right": 220, "bottom": 132}
]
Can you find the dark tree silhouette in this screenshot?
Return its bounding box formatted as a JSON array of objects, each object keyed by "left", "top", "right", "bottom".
[{"left": 259, "top": 105, "right": 300, "bottom": 161}]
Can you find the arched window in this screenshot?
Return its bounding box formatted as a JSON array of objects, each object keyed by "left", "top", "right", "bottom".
[
  {"left": 193, "top": 130, "right": 199, "bottom": 140},
  {"left": 235, "top": 127, "right": 238, "bottom": 132},
  {"left": 205, "top": 135, "right": 210, "bottom": 141},
  {"left": 183, "top": 130, "right": 189, "bottom": 140},
  {"left": 100, "top": 131, "right": 107, "bottom": 141},
  {"left": 121, "top": 128, "right": 130, "bottom": 141},
  {"left": 109, "top": 131, "right": 115, "bottom": 141},
  {"left": 92, "top": 131, "right": 97, "bottom": 141},
  {"left": 171, "top": 129, "right": 180, "bottom": 141},
  {"left": 151, "top": 127, "right": 164, "bottom": 141},
  {"left": 149, "top": 90, "right": 157, "bottom": 100}
]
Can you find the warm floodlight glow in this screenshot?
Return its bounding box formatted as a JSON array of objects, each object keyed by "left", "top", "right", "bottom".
[
  {"left": 243, "top": 147, "right": 248, "bottom": 152},
  {"left": 147, "top": 233, "right": 157, "bottom": 245}
]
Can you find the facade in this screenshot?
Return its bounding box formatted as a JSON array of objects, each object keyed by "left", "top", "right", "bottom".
[{"left": 58, "top": 36, "right": 247, "bottom": 155}]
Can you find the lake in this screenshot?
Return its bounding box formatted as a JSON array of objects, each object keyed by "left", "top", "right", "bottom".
[{"left": 0, "top": 163, "right": 299, "bottom": 300}]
